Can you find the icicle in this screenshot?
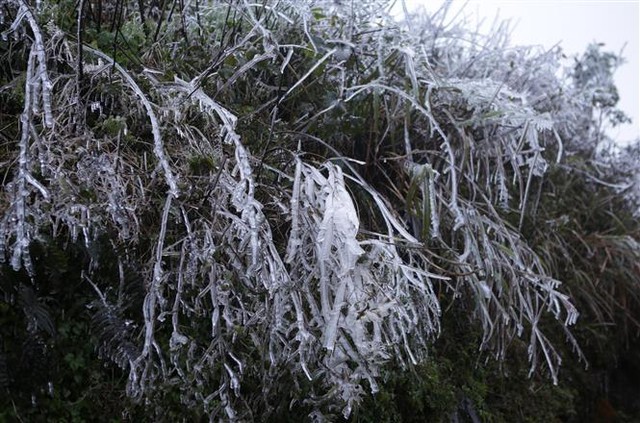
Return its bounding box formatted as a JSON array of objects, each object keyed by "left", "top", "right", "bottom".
[
  {"left": 498, "top": 171, "right": 509, "bottom": 210},
  {"left": 286, "top": 155, "right": 303, "bottom": 263},
  {"left": 427, "top": 168, "right": 440, "bottom": 238}
]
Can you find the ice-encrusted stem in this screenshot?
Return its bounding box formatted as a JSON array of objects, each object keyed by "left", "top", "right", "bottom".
[
  {"left": 13, "top": 0, "right": 54, "bottom": 128},
  {"left": 170, "top": 77, "right": 269, "bottom": 277},
  {"left": 10, "top": 49, "right": 36, "bottom": 274},
  {"left": 83, "top": 45, "right": 179, "bottom": 197},
  {"left": 285, "top": 154, "right": 303, "bottom": 263},
  {"left": 129, "top": 193, "right": 173, "bottom": 397},
  {"left": 0, "top": 1, "right": 55, "bottom": 272}
]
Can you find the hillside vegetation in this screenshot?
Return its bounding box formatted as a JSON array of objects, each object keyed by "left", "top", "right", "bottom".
[{"left": 1, "top": 0, "right": 639, "bottom": 420}]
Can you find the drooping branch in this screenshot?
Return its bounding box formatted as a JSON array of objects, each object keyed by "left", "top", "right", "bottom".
[{"left": 83, "top": 45, "right": 180, "bottom": 197}]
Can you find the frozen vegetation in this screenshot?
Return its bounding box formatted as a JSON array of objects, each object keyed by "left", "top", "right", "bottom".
[{"left": 0, "top": 0, "right": 638, "bottom": 420}]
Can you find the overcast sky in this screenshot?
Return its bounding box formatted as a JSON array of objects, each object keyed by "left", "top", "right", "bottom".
[{"left": 400, "top": 0, "right": 640, "bottom": 144}]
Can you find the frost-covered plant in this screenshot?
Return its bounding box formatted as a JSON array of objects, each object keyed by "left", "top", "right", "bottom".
[{"left": 0, "top": 0, "right": 633, "bottom": 419}]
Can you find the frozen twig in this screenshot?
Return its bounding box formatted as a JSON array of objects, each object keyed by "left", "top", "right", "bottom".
[{"left": 83, "top": 45, "right": 180, "bottom": 197}]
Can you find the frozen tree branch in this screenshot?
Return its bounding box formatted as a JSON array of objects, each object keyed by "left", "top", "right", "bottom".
[{"left": 83, "top": 45, "right": 180, "bottom": 197}]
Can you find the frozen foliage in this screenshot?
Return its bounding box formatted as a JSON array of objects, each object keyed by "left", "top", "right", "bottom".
[
  {"left": 284, "top": 159, "right": 442, "bottom": 416},
  {"left": 0, "top": 0, "right": 634, "bottom": 419}
]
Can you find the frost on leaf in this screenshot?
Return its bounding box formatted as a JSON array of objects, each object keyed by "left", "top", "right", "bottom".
[{"left": 284, "top": 161, "right": 442, "bottom": 414}]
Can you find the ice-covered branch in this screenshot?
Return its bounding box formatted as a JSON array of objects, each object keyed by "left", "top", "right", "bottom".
[
  {"left": 12, "top": 0, "right": 54, "bottom": 127},
  {"left": 83, "top": 45, "right": 180, "bottom": 197}
]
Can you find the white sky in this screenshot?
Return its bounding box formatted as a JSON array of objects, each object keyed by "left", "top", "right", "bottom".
[{"left": 400, "top": 0, "right": 640, "bottom": 144}]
